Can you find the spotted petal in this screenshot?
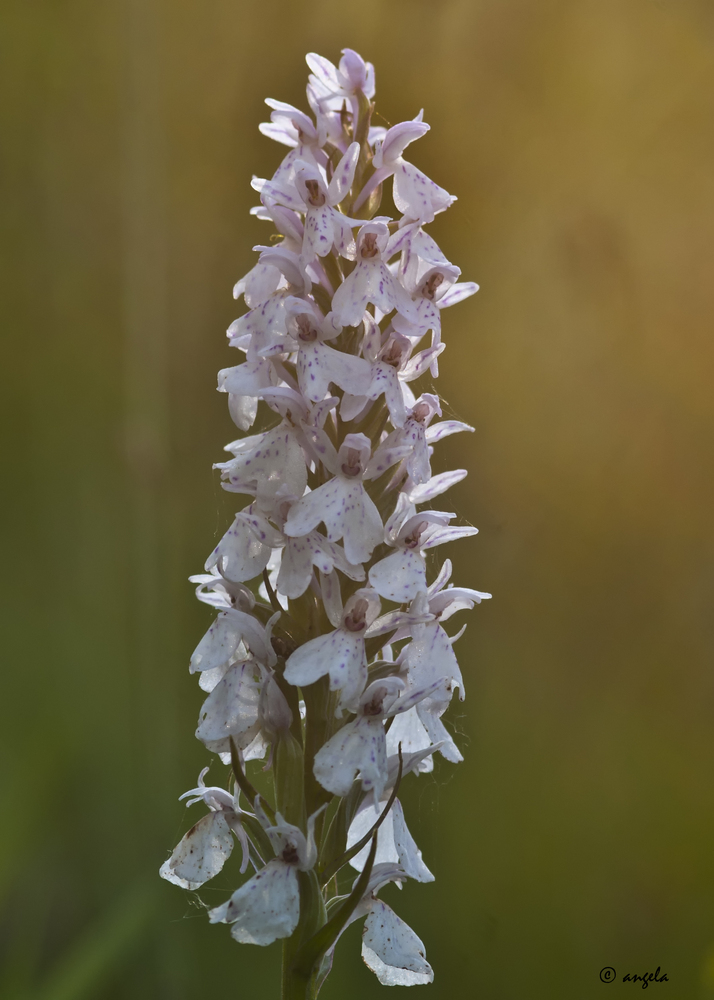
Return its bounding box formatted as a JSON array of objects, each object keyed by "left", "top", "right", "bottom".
[
  {"left": 160, "top": 812, "right": 234, "bottom": 890},
  {"left": 313, "top": 716, "right": 386, "bottom": 799},
  {"left": 368, "top": 549, "right": 426, "bottom": 603},
  {"left": 362, "top": 900, "right": 433, "bottom": 986},
  {"left": 210, "top": 859, "right": 299, "bottom": 946},
  {"left": 195, "top": 661, "right": 262, "bottom": 754},
  {"left": 284, "top": 628, "right": 366, "bottom": 713}
]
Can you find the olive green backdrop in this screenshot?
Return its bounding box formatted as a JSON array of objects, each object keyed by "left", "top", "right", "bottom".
[{"left": 2, "top": 1, "right": 714, "bottom": 997}]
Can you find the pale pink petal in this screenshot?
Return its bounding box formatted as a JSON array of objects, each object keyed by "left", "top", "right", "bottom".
[
  {"left": 331, "top": 263, "right": 371, "bottom": 326},
  {"left": 313, "top": 716, "right": 386, "bottom": 798},
  {"left": 195, "top": 661, "right": 262, "bottom": 754},
  {"left": 425, "top": 419, "right": 474, "bottom": 443},
  {"left": 437, "top": 280, "right": 479, "bottom": 308},
  {"left": 214, "top": 860, "right": 300, "bottom": 946},
  {"left": 407, "top": 468, "right": 468, "bottom": 503},
  {"left": 421, "top": 525, "right": 479, "bottom": 550},
  {"left": 160, "top": 813, "right": 234, "bottom": 890},
  {"left": 327, "top": 141, "right": 360, "bottom": 204},
  {"left": 284, "top": 628, "right": 366, "bottom": 704},
  {"left": 393, "top": 161, "right": 455, "bottom": 224},
  {"left": 368, "top": 550, "right": 426, "bottom": 603},
  {"left": 362, "top": 901, "right": 433, "bottom": 985}
]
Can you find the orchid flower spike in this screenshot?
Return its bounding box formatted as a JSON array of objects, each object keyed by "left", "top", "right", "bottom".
[{"left": 160, "top": 47, "right": 489, "bottom": 996}]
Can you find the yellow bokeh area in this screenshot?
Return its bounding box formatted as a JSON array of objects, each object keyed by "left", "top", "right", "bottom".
[{"left": 2, "top": 1, "right": 714, "bottom": 997}]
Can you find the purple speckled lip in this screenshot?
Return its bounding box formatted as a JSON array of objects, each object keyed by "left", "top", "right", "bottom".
[{"left": 165, "top": 45, "right": 488, "bottom": 992}]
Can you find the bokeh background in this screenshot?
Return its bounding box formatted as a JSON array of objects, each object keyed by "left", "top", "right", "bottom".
[{"left": 2, "top": 0, "right": 714, "bottom": 997}]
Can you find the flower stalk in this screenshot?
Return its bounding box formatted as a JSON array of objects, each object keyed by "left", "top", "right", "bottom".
[{"left": 160, "top": 48, "right": 490, "bottom": 994}]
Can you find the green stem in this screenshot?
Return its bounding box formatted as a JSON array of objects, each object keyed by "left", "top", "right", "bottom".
[
  {"left": 282, "top": 943, "right": 312, "bottom": 1000},
  {"left": 302, "top": 676, "right": 337, "bottom": 819},
  {"left": 282, "top": 871, "right": 325, "bottom": 1000}
]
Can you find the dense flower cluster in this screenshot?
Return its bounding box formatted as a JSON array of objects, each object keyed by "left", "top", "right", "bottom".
[{"left": 161, "top": 48, "right": 489, "bottom": 995}]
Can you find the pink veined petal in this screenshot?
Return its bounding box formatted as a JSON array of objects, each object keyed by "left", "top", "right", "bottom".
[
  {"left": 265, "top": 98, "right": 317, "bottom": 137},
  {"left": 430, "top": 587, "right": 492, "bottom": 621},
  {"left": 364, "top": 440, "right": 413, "bottom": 480},
  {"left": 305, "top": 52, "right": 341, "bottom": 92},
  {"left": 331, "top": 263, "right": 371, "bottom": 326},
  {"left": 392, "top": 299, "right": 439, "bottom": 340},
  {"left": 338, "top": 49, "right": 370, "bottom": 94},
  {"left": 332, "top": 211, "right": 357, "bottom": 256},
  {"left": 269, "top": 147, "right": 308, "bottom": 187},
  {"left": 257, "top": 177, "right": 305, "bottom": 212},
  {"left": 266, "top": 204, "right": 305, "bottom": 244},
  {"left": 393, "top": 161, "right": 456, "bottom": 224},
  {"left": 407, "top": 468, "right": 468, "bottom": 503},
  {"left": 437, "top": 280, "right": 479, "bottom": 308},
  {"left": 160, "top": 813, "right": 234, "bottom": 890},
  {"left": 384, "top": 221, "right": 419, "bottom": 259},
  {"left": 409, "top": 227, "right": 450, "bottom": 267},
  {"left": 376, "top": 121, "right": 430, "bottom": 168},
  {"left": 254, "top": 246, "right": 310, "bottom": 293},
  {"left": 303, "top": 205, "right": 334, "bottom": 259},
  {"left": 425, "top": 419, "right": 474, "bottom": 443},
  {"left": 327, "top": 141, "right": 360, "bottom": 205},
  {"left": 428, "top": 558, "right": 453, "bottom": 595},
  {"left": 362, "top": 901, "right": 433, "bottom": 986},
  {"left": 401, "top": 344, "right": 445, "bottom": 382},
  {"left": 368, "top": 549, "right": 426, "bottom": 603},
  {"left": 258, "top": 120, "right": 298, "bottom": 148},
  {"left": 421, "top": 525, "right": 479, "bottom": 550}
]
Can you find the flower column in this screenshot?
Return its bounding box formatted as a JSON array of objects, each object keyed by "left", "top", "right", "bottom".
[{"left": 161, "top": 48, "right": 490, "bottom": 1000}]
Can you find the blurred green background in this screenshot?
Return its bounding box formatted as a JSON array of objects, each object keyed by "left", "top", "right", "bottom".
[{"left": 2, "top": 0, "right": 714, "bottom": 997}]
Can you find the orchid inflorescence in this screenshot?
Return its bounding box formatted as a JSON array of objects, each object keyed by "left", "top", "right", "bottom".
[{"left": 160, "top": 48, "right": 490, "bottom": 997}]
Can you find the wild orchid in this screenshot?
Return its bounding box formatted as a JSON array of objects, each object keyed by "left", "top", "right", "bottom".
[{"left": 161, "top": 47, "right": 489, "bottom": 998}]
